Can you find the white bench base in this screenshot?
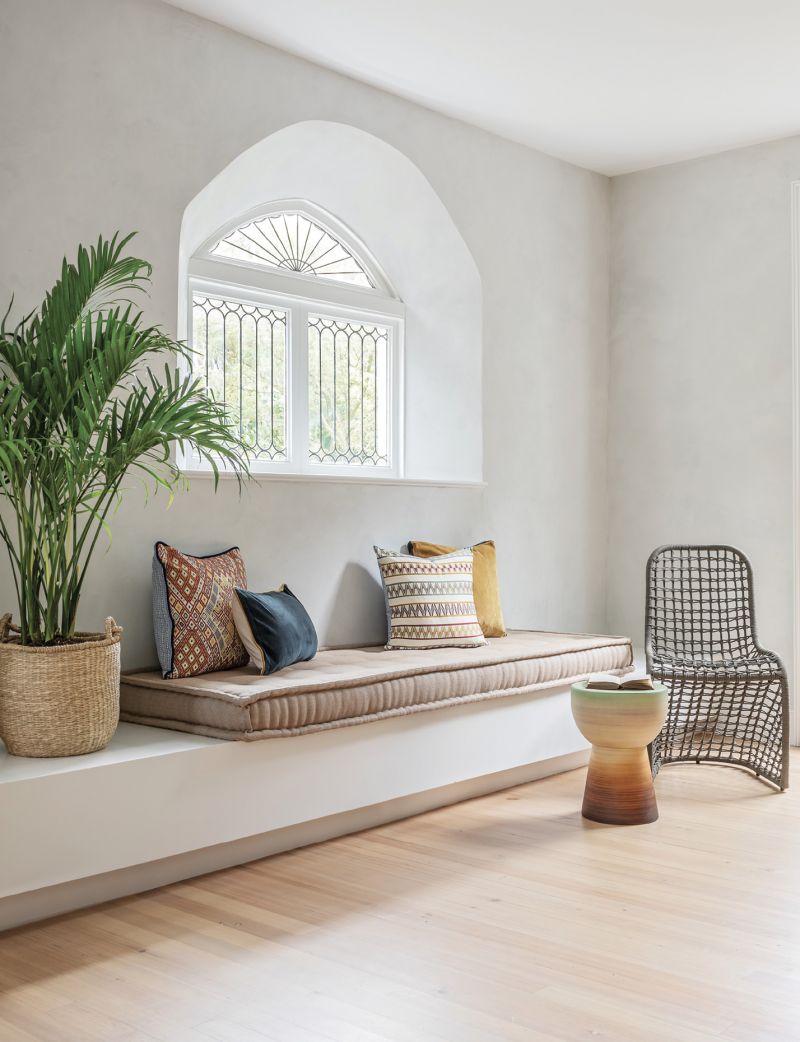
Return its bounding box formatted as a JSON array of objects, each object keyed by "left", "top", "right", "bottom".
[{"left": 0, "top": 682, "right": 588, "bottom": 931}]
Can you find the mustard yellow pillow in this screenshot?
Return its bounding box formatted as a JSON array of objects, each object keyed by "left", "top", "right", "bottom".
[{"left": 408, "top": 539, "right": 507, "bottom": 638}]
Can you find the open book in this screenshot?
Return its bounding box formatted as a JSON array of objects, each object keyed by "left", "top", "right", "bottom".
[{"left": 585, "top": 670, "right": 655, "bottom": 691}]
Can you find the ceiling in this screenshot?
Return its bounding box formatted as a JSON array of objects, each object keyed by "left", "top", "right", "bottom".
[{"left": 163, "top": 0, "right": 800, "bottom": 175}]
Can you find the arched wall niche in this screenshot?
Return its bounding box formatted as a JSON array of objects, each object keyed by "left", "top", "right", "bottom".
[{"left": 179, "top": 120, "right": 482, "bottom": 483}]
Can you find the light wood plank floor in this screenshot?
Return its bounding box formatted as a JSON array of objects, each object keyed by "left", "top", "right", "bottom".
[{"left": 2, "top": 753, "right": 798, "bottom": 1042}]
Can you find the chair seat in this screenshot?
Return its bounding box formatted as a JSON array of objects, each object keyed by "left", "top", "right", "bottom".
[{"left": 653, "top": 652, "right": 783, "bottom": 678}]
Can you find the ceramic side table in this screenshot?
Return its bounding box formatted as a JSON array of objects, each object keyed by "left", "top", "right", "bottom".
[{"left": 570, "top": 681, "right": 669, "bottom": 825}]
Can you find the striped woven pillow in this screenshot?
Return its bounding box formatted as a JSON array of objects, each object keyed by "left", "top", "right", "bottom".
[{"left": 374, "top": 546, "right": 486, "bottom": 650}]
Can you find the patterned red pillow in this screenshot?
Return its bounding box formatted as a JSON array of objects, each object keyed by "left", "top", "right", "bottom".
[{"left": 153, "top": 543, "right": 248, "bottom": 678}]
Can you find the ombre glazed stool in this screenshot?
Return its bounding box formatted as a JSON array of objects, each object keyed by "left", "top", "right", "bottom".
[{"left": 571, "top": 681, "right": 669, "bottom": 825}]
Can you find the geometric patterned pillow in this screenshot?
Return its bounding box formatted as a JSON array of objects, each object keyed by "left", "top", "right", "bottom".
[
  {"left": 374, "top": 545, "right": 486, "bottom": 650},
  {"left": 152, "top": 542, "right": 248, "bottom": 678}
]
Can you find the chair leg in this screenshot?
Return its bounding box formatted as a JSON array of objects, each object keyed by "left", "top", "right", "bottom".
[{"left": 780, "top": 674, "right": 790, "bottom": 791}]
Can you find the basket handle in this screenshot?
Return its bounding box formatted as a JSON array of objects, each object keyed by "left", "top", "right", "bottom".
[
  {"left": 104, "top": 617, "right": 123, "bottom": 640},
  {"left": 0, "top": 613, "right": 11, "bottom": 641}
]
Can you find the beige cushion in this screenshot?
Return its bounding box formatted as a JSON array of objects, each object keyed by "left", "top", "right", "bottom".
[
  {"left": 231, "top": 593, "right": 264, "bottom": 672},
  {"left": 121, "top": 630, "right": 633, "bottom": 740}
]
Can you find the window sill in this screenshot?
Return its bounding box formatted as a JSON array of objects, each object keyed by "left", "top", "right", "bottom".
[{"left": 179, "top": 469, "right": 486, "bottom": 490}]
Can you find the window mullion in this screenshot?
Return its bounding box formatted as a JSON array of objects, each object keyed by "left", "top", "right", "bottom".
[{"left": 291, "top": 302, "right": 309, "bottom": 471}]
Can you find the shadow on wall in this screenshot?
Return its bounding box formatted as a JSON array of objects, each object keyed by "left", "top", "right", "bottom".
[{"left": 325, "top": 562, "right": 387, "bottom": 648}]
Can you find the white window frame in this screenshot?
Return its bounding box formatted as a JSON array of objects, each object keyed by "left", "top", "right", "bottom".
[{"left": 180, "top": 201, "right": 405, "bottom": 479}]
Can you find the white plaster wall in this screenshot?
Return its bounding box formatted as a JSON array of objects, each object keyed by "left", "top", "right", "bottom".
[
  {"left": 181, "top": 120, "right": 483, "bottom": 483},
  {"left": 0, "top": 0, "right": 610, "bottom": 667},
  {"left": 608, "top": 137, "right": 800, "bottom": 679}
]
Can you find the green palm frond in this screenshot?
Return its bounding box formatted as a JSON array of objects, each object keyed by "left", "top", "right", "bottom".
[
  {"left": 0, "top": 233, "right": 250, "bottom": 644},
  {"left": 32, "top": 232, "right": 150, "bottom": 355}
]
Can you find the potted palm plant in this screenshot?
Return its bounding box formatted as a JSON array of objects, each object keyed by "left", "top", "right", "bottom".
[{"left": 0, "top": 233, "right": 249, "bottom": 757}]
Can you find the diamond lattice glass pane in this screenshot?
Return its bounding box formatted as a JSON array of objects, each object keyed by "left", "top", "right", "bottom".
[
  {"left": 211, "top": 212, "right": 374, "bottom": 289},
  {"left": 192, "top": 295, "right": 287, "bottom": 461},
  {"left": 307, "top": 314, "right": 390, "bottom": 467}
]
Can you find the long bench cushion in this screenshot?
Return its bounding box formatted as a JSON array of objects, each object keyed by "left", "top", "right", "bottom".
[{"left": 120, "top": 630, "right": 633, "bottom": 741}]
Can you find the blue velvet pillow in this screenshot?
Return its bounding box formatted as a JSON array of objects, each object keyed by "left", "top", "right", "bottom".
[{"left": 232, "top": 585, "right": 318, "bottom": 675}]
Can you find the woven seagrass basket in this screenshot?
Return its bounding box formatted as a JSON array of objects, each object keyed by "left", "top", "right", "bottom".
[{"left": 0, "top": 614, "right": 123, "bottom": 757}]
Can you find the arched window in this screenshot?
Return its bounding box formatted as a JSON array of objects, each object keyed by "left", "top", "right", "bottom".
[{"left": 184, "top": 200, "right": 404, "bottom": 476}]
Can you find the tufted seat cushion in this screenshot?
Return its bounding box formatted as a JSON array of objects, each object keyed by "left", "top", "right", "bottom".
[
  {"left": 121, "top": 630, "right": 633, "bottom": 741},
  {"left": 122, "top": 629, "right": 633, "bottom": 740}
]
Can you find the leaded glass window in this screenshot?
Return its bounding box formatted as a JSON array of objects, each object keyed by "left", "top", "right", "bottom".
[
  {"left": 192, "top": 295, "right": 287, "bottom": 461},
  {"left": 186, "top": 204, "right": 402, "bottom": 477},
  {"left": 210, "top": 212, "right": 375, "bottom": 288},
  {"left": 308, "top": 315, "right": 389, "bottom": 467}
]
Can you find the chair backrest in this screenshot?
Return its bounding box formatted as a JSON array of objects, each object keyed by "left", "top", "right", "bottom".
[{"left": 645, "top": 545, "right": 758, "bottom": 663}]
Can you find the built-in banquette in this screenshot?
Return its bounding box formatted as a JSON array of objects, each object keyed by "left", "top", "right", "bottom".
[{"left": 0, "top": 629, "right": 631, "bottom": 930}]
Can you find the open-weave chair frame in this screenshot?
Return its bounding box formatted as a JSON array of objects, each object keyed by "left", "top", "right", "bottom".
[{"left": 645, "top": 545, "right": 789, "bottom": 790}]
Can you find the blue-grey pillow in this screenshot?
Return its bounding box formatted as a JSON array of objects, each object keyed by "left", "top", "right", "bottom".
[{"left": 232, "top": 585, "right": 318, "bottom": 675}]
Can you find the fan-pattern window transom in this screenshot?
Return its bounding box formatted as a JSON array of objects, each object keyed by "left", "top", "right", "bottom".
[{"left": 211, "top": 212, "right": 375, "bottom": 289}]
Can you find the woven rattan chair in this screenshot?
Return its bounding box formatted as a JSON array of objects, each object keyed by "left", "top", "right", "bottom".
[{"left": 645, "top": 545, "right": 789, "bottom": 790}]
